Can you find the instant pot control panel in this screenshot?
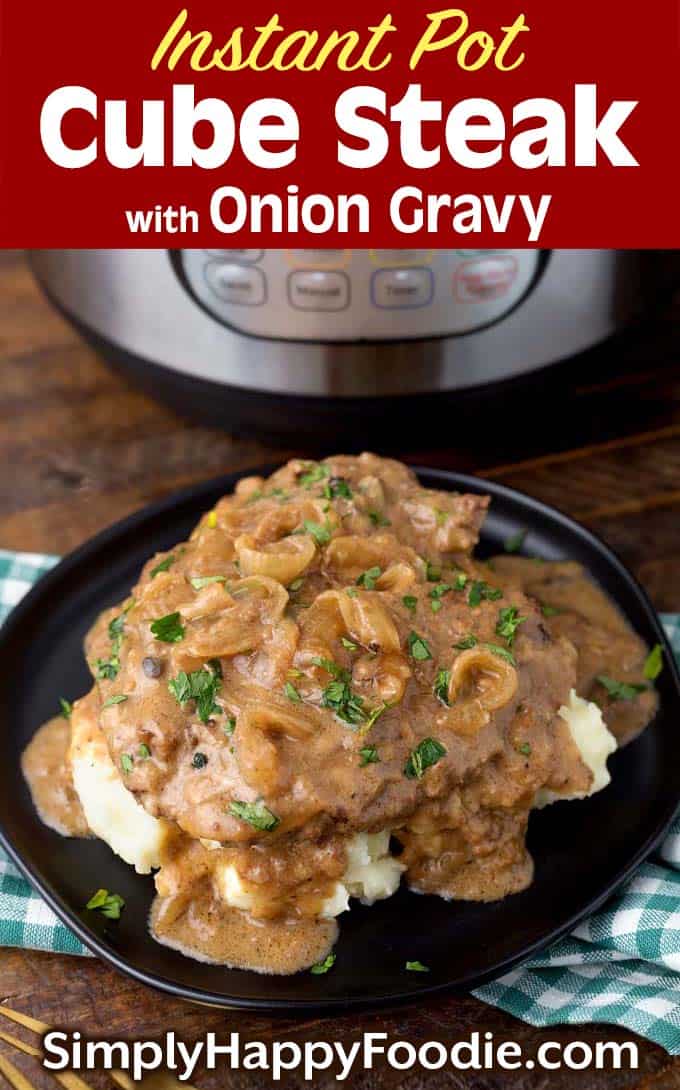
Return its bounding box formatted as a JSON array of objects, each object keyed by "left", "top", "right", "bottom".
[{"left": 177, "top": 249, "right": 543, "bottom": 342}]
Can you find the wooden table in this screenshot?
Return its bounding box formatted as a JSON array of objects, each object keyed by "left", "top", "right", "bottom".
[{"left": 1, "top": 250, "right": 679, "bottom": 1089}]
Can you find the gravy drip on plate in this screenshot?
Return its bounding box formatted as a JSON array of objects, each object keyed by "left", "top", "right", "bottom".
[
  {"left": 150, "top": 826, "right": 343, "bottom": 971},
  {"left": 21, "top": 716, "right": 89, "bottom": 837},
  {"left": 150, "top": 895, "right": 337, "bottom": 975},
  {"left": 489, "top": 556, "right": 658, "bottom": 746}
]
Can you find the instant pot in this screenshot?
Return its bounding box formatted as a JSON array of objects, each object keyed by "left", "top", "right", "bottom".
[{"left": 29, "top": 249, "right": 646, "bottom": 444}]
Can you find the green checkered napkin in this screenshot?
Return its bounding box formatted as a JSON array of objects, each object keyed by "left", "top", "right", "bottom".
[
  {"left": 0, "top": 551, "right": 88, "bottom": 954},
  {"left": 1, "top": 550, "right": 679, "bottom": 1049}
]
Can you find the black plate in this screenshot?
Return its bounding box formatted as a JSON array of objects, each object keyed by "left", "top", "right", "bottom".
[{"left": 1, "top": 467, "right": 679, "bottom": 1012}]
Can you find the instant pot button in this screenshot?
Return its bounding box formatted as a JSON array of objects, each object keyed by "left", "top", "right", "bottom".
[
  {"left": 205, "top": 263, "right": 267, "bottom": 306},
  {"left": 371, "top": 267, "right": 434, "bottom": 309},
  {"left": 454, "top": 256, "right": 519, "bottom": 302},
  {"left": 287, "top": 270, "right": 350, "bottom": 311},
  {"left": 204, "top": 250, "right": 264, "bottom": 263}
]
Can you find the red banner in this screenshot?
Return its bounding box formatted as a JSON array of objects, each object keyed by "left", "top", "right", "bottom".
[{"left": 1, "top": 1, "right": 679, "bottom": 246}]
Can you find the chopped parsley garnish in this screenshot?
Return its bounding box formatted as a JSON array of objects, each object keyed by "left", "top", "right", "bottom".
[
  {"left": 429, "top": 583, "right": 452, "bottom": 613},
  {"left": 245, "top": 487, "right": 286, "bottom": 504},
  {"left": 102, "top": 694, "right": 128, "bottom": 708},
  {"left": 150, "top": 555, "right": 175, "bottom": 578},
  {"left": 496, "top": 606, "right": 526, "bottom": 647},
  {"left": 224, "top": 716, "right": 236, "bottom": 736},
  {"left": 289, "top": 577, "right": 304, "bottom": 592},
  {"left": 425, "top": 560, "right": 441, "bottom": 583},
  {"left": 468, "top": 580, "right": 503, "bottom": 608},
  {"left": 346, "top": 587, "right": 358, "bottom": 598},
  {"left": 284, "top": 681, "right": 302, "bottom": 703},
  {"left": 229, "top": 799, "right": 280, "bottom": 832},
  {"left": 407, "top": 631, "right": 432, "bottom": 662},
  {"left": 109, "top": 614, "right": 126, "bottom": 643},
  {"left": 359, "top": 745, "right": 380, "bottom": 767},
  {"left": 321, "top": 676, "right": 365, "bottom": 726},
  {"left": 517, "top": 742, "right": 532, "bottom": 757},
  {"left": 434, "top": 509, "right": 448, "bottom": 527},
  {"left": 368, "top": 510, "right": 391, "bottom": 527},
  {"left": 120, "top": 754, "right": 134, "bottom": 774},
  {"left": 402, "top": 595, "right": 418, "bottom": 613},
  {"left": 356, "top": 566, "right": 382, "bottom": 590},
  {"left": 483, "top": 642, "right": 516, "bottom": 666},
  {"left": 504, "top": 529, "right": 528, "bottom": 554},
  {"left": 597, "top": 675, "right": 648, "bottom": 702},
  {"left": 138, "top": 743, "right": 151, "bottom": 760},
  {"left": 644, "top": 644, "right": 664, "bottom": 681},
  {"left": 313, "top": 659, "right": 383, "bottom": 731},
  {"left": 301, "top": 520, "right": 332, "bottom": 546},
  {"left": 150, "top": 611, "right": 185, "bottom": 643},
  {"left": 85, "top": 889, "right": 125, "bottom": 920},
  {"left": 404, "top": 737, "right": 447, "bottom": 779},
  {"left": 324, "top": 477, "right": 353, "bottom": 500},
  {"left": 192, "top": 752, "right": 208, "bottom": 769},
  {"left": 168, "top": 664, "right": 222, "bottom": 723},
  {"left": 362, "top": 702, "right": 388, "bottom": 733},
  {"left": 190, "top": 575, "right": 226, "bottom": 590},
  {"left": 312, "top": 656, "right": 344, "bottom": 677},
  {"left": 341, "top": 636, "right": 358, "bottom": 652},
  {"left": 95, "top": 658, "right": 120, "bottom": 681},
  {"left": 312, "top": 658, "right": 365, "bottom": 725},
  {"left": 95, "top": 612, "right": 127, "bottom": 680},
  {"left": 298, "top": 462, "right": 329, "bottom": 488},
  {"left": 540, "top": 603, "right": 562, "bottom": 617},
  {"left": 59, "top": 698, "right": 72, "bottom": 720},
  {"left": 430, "top": 582, "right": 452, "bottom": 599},
  {"left": 311, "top": 952, "right": 336, "bottom": 974},
  {"left": 433, "top": 668, "right": 450, "bottom": 705},
  {"left": 453, "top": 573, "right": 468, "bottom": 590},
  {"left": 405, "top": 960, "right": 429, "bottom": 972},
  {"left": 454, "top": 634, "right": 478, "bottom": 650}
]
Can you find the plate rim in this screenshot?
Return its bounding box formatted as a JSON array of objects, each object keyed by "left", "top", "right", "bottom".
[{"left": 1, "top": 463, "right": 679, "bottom": 1012}]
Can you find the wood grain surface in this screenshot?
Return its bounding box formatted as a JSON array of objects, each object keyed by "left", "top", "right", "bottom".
[{"left": 1, "top": 249, "right": 679, "bottom": 1089}]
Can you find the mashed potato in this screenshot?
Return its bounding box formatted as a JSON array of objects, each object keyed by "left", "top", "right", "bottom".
[
  {"left": 69, "top": 702, "right": 171, "bottom": 874},
  {"left": 535, "top": 689, "right": 617, "bottom": 808},
  {"left": 216, "top": 830, "right": 405, "bottom": 918}
]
